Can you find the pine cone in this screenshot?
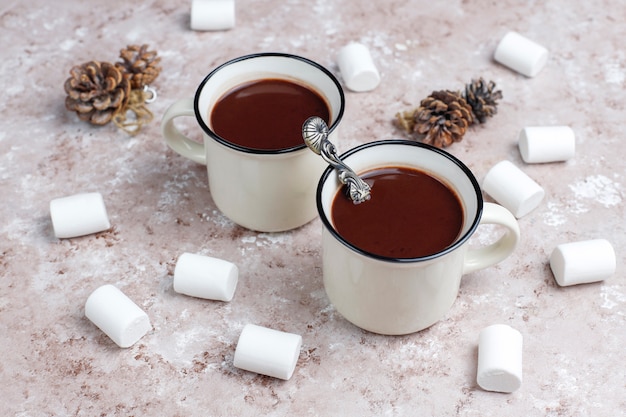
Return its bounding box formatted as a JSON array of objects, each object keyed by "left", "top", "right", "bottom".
[
  {"left": 463, "top": 78, "right": 502, "bottom": 124},
  {"left": 116, "top": 44, "right": 161, "bottom": 89},
  {"left": 395, "top": 109, "right": 417, "bottom": 134},
  {"left": 414, "top": 90, "right": 473, "bottom": 148},
  {"left": 64, "top": 61, "right": 130, "bottom": 125}
]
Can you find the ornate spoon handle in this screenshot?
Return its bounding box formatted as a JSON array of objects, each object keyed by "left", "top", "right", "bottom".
[{"left": 302, "top": 116, "right": 371, "bottom": 204}]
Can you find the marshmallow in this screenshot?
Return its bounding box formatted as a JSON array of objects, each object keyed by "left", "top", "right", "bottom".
[
  {"left": 550, "top": 239, "right": 616, "bottom": 286},
  {"left": 190, "top": 0, "right": 235, "bottom": 31},
  {"left": 233, "top": 324, "right": 302, "bottom": 380},
  {"left": 337, "top": 43, "right": 380, "bottom": 92},
  {"left": 477, "top": 324, "right": 523, "bottom": 393},
  {"left": 50, "top": 192, "right": 111, "bottom": 238},
  {"left": 482, "top": 160, "right": 545, "bottom": 218},
  {"left": 85, "top": 284, "right": 151, "bottom": 348},
  {"left": 519, "top": 126, "right": 575, "bottom": 163},
  {"left": 173, "top": 252, "right": 238, "bottom": 301},
  {"left": 494, "top": 31, "right": 548, "bottom": 77}
]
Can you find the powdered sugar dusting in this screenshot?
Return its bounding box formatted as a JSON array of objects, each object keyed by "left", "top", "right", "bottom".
[
  {"left": 543, "top": 201, "right": 568, "bottom": 227},
  {"left": 543, "top": 175, "right": 622, "bottom": 226},
  {"left": 603, "top": 52, "right": 626, "bottom": 85},
  {"left": 600, "top": 285, "right": 626, "bottom": 312},
  {"left": 569, "top": 175, "right": 623, "bottom": 208},
  {"left": 469, "top": 223, "right": 500, "bottom": 246}
]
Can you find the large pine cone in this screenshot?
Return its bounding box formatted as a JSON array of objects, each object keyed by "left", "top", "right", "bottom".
[
  {"left": 116, "top": 44, "right": 161, "bottom": 89},
  {"left": 464, "top": 78, "right": 502, "bottom": 124},
  {"left": 414, "top": 90, "right": 473, "bottom": 148},
  {"left": 64, "top": 61, "right": 130, "bottom": 125}
]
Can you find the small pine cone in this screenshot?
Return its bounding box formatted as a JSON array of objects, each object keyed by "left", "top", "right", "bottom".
[
  {"left": 116, "top": 44, "right": 161, "bottom": 89},
  {"left": 464, "top": 78, "right": 502, "bottom": 124},
  {"left": 64, "top": 61, "right": 130, "bottom": 125},
  {"left": 395, "top": 109, "right": 418, "bottom": 134},
  {"left": 414, "top": 90, "right": 473, "bottom": 148}
]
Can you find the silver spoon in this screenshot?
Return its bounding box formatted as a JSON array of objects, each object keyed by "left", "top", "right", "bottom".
[{"left": 302, "top": 116, "right": 371, "bottom": 204}]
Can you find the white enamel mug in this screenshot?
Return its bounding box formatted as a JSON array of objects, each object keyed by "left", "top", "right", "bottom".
[
  {"left": 161, "top": 53, "right": 345, "bottom": 232},
  {"left": 317, "top": 140, "right": 520, "bottom": 335}
]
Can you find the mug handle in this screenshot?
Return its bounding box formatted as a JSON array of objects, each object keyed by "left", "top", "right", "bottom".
[
  {"left": 463, "top": 202, "right": 520, "bottom": 274},
  {"left": 161, "top": 98, "right": 207, "bottom": 165}
]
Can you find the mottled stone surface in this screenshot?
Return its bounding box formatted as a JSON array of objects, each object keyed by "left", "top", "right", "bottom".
[{"left": 1, "top": 0, "right": 624, "bottom": 416}]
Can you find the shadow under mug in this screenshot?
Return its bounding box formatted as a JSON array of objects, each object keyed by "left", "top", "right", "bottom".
[
  {"left": 317, "top": 140, "right": 521, "bottom": 335},
  {"left": 161, "top": 53, "right": 345, "bottom": 232}
]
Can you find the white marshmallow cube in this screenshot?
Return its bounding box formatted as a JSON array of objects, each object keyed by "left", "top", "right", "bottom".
[
  {"left": 494, "top": 31, "right": 548, "bottom": 77},
  {"left": 337, "top": 42, "right": 381, "bottom": 92},
  {"left": 50, "top": 192, "right": 111, "bottom": 238},
  {"left": 190, "top": 0, "right": 235, "bottom": 31},
  {"left": 519, "top": 126, "right": 575, "bottom": 163},
  {"left": 477, "top": 324, "right": 523, "bottom": 393},
  {"left": 233, "top": 324, "right": 302, "bottom": 380},
  {"left": 550, "top": 239, "right": 616, "bottom": 286},
  {"left": 85, "top": 284, "right": 151, "bottom": 348},
  {"left": 173, "top": 252, "right": 238, "bottom": 301},
  {"left": 482, "top": 160, "right": 545, "bottom": 218}
]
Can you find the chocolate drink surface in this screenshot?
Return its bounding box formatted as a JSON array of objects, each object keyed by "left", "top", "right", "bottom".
[
  {"left": 210, "top": 78, "right": 330, "bottom": 151},
  {"left": 331, "top": 166, "right": 464, "bottom": 259}
]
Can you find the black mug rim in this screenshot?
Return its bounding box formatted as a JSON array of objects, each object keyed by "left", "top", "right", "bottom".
[
  {"left": 316, "top": 140, "right": 484, "bottom": 263},
  {"left": 193, "top": 52, "right": 346, "bottom": 155}
]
